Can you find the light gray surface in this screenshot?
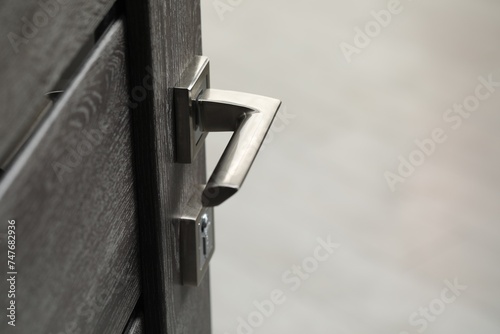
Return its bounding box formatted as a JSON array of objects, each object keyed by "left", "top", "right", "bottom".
[{"left": 201, "top": 0, "right": 500, "bottom": 333}]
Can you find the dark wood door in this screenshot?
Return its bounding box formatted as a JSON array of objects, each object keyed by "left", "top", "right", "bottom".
[
  {"left": 124, "top": 0, "right": 212, "bottom": 333},
  {"left": 0, "top": 1, "right": 211, "bottom": 333}
]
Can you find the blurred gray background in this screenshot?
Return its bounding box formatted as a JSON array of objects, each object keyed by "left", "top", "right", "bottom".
[{"left": 200, "top": 0, "right": 500, "bottom": 333}]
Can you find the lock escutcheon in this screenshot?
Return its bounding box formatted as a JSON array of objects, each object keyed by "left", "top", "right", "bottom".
[{"left": 179, "top": 186, "right": 215, "bottom": 286}]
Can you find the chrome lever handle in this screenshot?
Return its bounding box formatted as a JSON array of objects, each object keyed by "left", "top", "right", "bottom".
[
  {"left": 198, "top": 89, "right": 281, "bottom": 206},
  {"left": 174, "top": 56, "right": 281, "bottom": 207}
]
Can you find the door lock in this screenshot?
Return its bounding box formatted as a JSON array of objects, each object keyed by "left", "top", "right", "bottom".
[{"left": 179, "top": 186, "right": 215, "bottom": 286}]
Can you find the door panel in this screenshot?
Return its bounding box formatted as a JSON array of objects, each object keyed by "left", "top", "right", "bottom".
[
  {"left": 0, "top": 0, "right": 116, "bottom": 166},
  {"left": 0, "top": 19, "right": 140, "bottom": 334}
]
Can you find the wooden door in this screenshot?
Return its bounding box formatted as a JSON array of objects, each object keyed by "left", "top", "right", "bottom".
[{"left": 0, "top": 1, "right": 211, "bottom": 333}]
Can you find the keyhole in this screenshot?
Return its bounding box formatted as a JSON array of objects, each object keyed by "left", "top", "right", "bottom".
[{"left": 201, "top": 214, "right": 209, "bottom": 257}]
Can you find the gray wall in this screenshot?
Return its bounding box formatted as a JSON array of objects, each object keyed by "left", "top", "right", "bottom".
[{"left": 202, "top": 0, "right": 500, "bottom": 333}]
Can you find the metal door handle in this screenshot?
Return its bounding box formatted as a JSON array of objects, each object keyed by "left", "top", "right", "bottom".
[{"left": 175, "top": 56, "right": 281, "bottom": 207}]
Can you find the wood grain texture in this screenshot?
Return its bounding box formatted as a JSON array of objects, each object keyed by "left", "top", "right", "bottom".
[
  {"left": 124, "top": 0, "right": 212, "bottom": 333},
  {"left": 0, "top": 0, "right": 116, "bottom": 166},
  {"left": 0, "top": 20, "right": 140, "bottom": 334}
]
